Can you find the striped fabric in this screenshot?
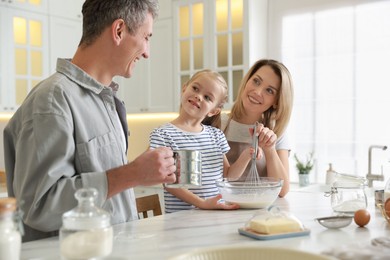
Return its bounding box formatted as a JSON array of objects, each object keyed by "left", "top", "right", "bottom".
[{"left": 149, "top": 123, "right": 230, "bottom": 213}]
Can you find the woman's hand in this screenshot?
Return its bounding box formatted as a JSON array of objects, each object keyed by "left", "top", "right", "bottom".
[
  {"left": 248, "top": 124, "right": 276, "bottom": 152},
  {"left": 252, "top": 124, "right": 277, "bottom": 150},
  {"left": 242, "top": 146, "right": 261, "bottom": 160}
]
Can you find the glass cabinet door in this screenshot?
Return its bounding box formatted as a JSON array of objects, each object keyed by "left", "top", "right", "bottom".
[
  {"left": 177, "top": 1, "right": 205, "bottom": 89},
  {"left": 173, "top": 0, "right": 245, "bottom": 108},
  {"left": 215, "top": 0, "right": 244, "bottom": 103},
  {"left": 0, "top": 7, "right": 48, "bottom": 111}
]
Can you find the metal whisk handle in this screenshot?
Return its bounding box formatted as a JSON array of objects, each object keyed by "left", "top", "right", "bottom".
[{"left": 252, "top": 122, "right": 259, "bottom": 160}]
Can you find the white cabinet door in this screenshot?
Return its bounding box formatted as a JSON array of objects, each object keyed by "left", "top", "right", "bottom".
[
  {"left": 0, "top": 0, "right": 48, "bottom": 14},
  {"left": 0, "top": 7, "right": 49, "bottom": 112},
  {"left": 48, "top": 0, "right": 83, "bottom": 21},
  {"left": 118, "top": 18, "right": 174, "bottom": 113},
  {"left": 48, "top": 16, "right": 82, "bottom": 72}
]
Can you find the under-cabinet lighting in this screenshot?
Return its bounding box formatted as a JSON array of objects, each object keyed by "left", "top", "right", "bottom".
[
  {"left": 127, "top": 113, "right": 178, "bottom": 120},
  {"left": 0, "top": 114, "right": 13, "bottom": 120}
]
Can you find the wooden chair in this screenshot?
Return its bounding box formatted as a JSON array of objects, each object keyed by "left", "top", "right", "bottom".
[{"left": 136, "top": 194, "right": 162, "bottom": 219}]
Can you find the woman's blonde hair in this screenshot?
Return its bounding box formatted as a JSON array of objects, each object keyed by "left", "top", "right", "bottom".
[
  {"left": 228, "top": 59, "right": 294, "bottom": 137},
  {"left": 182, "top": 70, "right": 228, "bottom": 128}
]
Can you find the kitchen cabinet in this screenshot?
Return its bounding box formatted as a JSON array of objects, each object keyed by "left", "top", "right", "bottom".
[
  {"left": 0, "top": 0, "right": 48, "bottom": 14},
  {"left": 48, "top": 16, "right": 82, "bottom": 72},
  {"left": 0, "top": 0, "right": 83, "bottom": 111},
  {"left": 48, "top": 0, "right": 83, "bottom": 72},
  {"left": 115, "top": 0, "right": 268, "bottom": 113},
  {"left": 48, "top": 0, "right": 83, "bottom": 21},
  {"left": 116, "top": 18, "right": 174, "bottom": 113},
  {"left": 47, "top": 0, "right": 83, "bottom": 73},
  {"left": 0, "top": 6, "right": 49, "bottom": 112},
  {"left": 172, "top": 0, "right": 267, "bottom": 109}
]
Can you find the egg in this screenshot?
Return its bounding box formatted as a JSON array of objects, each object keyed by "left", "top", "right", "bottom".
[
  {"left": 354, "top": 209, "right": 370, "bottom": 227},
  {"left": 384, "top": 198, "right": 390, "bottom": 218}
]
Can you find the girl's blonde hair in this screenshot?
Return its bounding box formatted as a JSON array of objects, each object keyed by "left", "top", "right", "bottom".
[
  {"left": 228, "top": 59, "right": 294, "bottom": 137},
  {"left": 182, "top": 70, "right": 228, "bottom": 128}
]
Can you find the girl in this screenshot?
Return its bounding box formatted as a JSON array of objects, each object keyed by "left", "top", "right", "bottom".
[
  {"left": 220, "top": 59, "right": 294, "bottom": 197},
  {"left": 150, "top": 70, "right": 255, "bottom": 213}
]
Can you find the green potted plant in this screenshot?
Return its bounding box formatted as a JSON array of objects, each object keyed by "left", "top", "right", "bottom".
[{"left": 294, "top": 152, "right": 314, "bottom": 187}]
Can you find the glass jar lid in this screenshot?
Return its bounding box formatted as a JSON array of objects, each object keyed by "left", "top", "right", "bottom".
[
  {"left": 332, "top": 181, "right": 366, "bottom": 189},
  {"left": 62, "top": 188, "right": 111, "bottom": 230}
]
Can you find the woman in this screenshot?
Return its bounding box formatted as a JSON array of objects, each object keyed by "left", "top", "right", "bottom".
[{"left": 220, "top": 59, "right": 294, "bottom": 197}]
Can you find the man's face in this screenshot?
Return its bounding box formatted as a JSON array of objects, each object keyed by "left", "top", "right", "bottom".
[{"left": 119, "top": 13, "right": 153, "bottom": 78}]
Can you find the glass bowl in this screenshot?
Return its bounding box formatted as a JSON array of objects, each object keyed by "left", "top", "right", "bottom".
[{"left": 216, "top": 177, "right": 282, "bottom": 209}]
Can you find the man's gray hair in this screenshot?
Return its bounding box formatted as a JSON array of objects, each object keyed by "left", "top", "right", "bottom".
[{"left": 79, "top": 0, "right": 159, "bottom": 46}]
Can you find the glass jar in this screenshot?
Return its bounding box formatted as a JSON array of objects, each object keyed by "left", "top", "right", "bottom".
[
  {"left": 60, "top": 188, "right": 113, "bottom": 260},
  {"left": 0, "top": 197, "right": 22, "bottom": 260},
  {"left": 329, "top": 181, "right": 367, "bottom": 214}
]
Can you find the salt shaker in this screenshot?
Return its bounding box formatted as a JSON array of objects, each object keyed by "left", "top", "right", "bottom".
[
  {"left": 0, "top": 197, "right": 22, "bottom": 260},
  {"left": 325, "top": 163, "right": 336, "bottom": 185},
  {"left": 60, "top": 188, "right": 113, "bottom": 260}
]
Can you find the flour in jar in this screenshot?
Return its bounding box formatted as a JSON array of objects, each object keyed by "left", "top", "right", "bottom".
[
  {"left": 60, "top": 227, "right": 113, "bottom": 259},
  {"left": 332, "top": 199, "right": 367, "bottom": 213}
]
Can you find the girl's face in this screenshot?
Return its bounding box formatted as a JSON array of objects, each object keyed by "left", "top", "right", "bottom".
[
  {"left": 181, "top": 75, "right": 225, "bottom": 120},
  {"left": 241, "top": 65, "right": 280, "bottom": 116}
]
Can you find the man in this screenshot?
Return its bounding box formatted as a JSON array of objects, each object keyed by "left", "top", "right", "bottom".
[{"left": 3, "top": 0, "right": 176, "bottom": 242}]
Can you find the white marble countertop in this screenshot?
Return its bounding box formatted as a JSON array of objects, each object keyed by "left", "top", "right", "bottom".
[{"left": 21, "top": 189, "right": 390, "bottom": 260}]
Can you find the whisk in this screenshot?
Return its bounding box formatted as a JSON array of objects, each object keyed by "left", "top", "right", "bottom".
[{"left": 245, "top": 122, "right": 261, "bottom": 185}]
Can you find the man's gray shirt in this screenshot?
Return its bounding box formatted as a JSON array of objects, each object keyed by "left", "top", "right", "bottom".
[{"left": 3, "top": 58, "right": 138, "bottom": 241}]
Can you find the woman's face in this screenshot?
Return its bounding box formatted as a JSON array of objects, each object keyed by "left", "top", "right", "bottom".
[{"left": 241, "top": 65, "right": 280, "bottom": 116}]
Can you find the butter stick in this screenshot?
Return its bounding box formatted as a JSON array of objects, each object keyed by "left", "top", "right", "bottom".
[{"left": 249, "top": 217, "right": 302, "bottom": 234}]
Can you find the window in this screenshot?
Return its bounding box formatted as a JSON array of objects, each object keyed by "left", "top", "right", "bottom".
[{"left": 269, "top": 0, "right": 390, "bottom": 183}]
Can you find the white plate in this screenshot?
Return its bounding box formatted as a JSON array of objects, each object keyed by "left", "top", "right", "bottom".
[{"left": 169, "top": 245, "right": 335, "bottom": 260}]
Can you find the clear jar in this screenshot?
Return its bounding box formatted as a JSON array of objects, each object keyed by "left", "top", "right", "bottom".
[
  {"left": 330, "top": 181, "right": 367, "bottom": 214},
  {"left": 60, "top": 188, "right": 113, "bottom": 260},
  {"left": 0, "top": 197, "right": 22, "bottom": 260}
]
